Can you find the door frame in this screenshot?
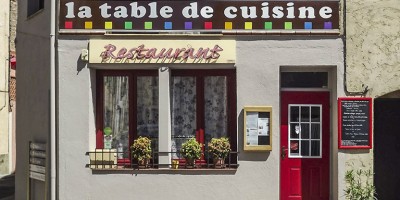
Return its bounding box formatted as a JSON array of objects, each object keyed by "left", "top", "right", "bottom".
[{"left": 280, "top": 68, "right": 334, "bottom": 199}]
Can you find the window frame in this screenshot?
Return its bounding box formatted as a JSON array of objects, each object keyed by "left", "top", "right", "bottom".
[
  {"left": 27, "top": 0, "right": 44, "bottom": 17},
  {"left": 95, "top": 69, "right": 237, "bottom": 166},
  {"left": 288, "top": 104, "right": 322, "bottom": 159},
  {"left": 171, "top": 69, "right": 237, "bottom": 162},
  {"left": 95, "top": 70, "right": 159, "bottom": 155}
]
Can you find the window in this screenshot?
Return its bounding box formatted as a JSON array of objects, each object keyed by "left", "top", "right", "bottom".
[
  {"left": 288, "top": 105, "right": 322, "bottom": 158},
  {"left": 281, "top": 72, "right": 328, "bottom": 88},
  {"left": 28, "top": 0, "right": 44, "bottom": 17},
  {"left": 96, "top": 70, "right": 158, "bottom": 163},
  {"left": 170, "top": 70, "right": 237, "bottom": 163},
  {"left": 95, "top": 69, "right": 237, "bottom": 167}
]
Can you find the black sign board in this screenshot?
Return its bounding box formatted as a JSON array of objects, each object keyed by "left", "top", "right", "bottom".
[
  {"left": 59, "top": 0, "right": 339, "bottom": 32},
  {"left": 338, "top": 98, "right": 372, "bottom": 149}
]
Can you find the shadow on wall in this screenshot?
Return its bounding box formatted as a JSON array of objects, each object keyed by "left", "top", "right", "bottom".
[
  {"left": 238, "top": 110, "right": 270, "bottom": 161},
  {"left": 77, "top": 56, "right": 87, "bottom": 74},
  {"left": 339, "top": 149, "right": 371, "bottom": 155},
  {"left": 379, "top": 90, "right": 400, "bottom": 98}
]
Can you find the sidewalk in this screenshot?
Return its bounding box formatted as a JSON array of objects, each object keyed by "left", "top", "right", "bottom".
[{"left": 0, "top": 173, "right": 14, "bottom": 200}]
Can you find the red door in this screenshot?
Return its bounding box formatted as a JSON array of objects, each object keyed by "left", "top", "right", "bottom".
[{"left": 280, "top": 91, "right": 330, "bottom": 200}]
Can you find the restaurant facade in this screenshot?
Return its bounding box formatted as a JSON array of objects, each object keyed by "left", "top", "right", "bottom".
[{"left": 16, "top": 0, "right": 392, "bottom": 199}]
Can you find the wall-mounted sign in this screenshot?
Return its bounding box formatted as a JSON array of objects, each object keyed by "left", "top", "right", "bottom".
[
  {"left": 244, "top": 106, "right": 272, "bottom": 151},
  {"left": 89, "top": 39, "right": 236, "bottom": 64},
  {"left": 29, "top": 142, "right": 47, "bottom": 182},
  {"left": 59, "top": 1, "right": 339, "bottom": 32},
  {"left": 338, "top": 98, "right": 372, "bottom": 149}
]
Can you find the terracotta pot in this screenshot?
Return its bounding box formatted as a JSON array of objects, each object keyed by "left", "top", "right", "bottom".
[
  {"left": 213, "top": 158, "right": 225, "bottom": 169},
  {"left": 185, "top": 158, "right": 196, "bottom": 169},
  {"left": 138, "top": 159, "right": 149, "bottom": 169}
]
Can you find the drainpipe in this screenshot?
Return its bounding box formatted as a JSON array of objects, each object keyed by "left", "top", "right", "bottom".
[
  {"left": 50, "top": 0, "right": 56, "bottom": 198},
  {"left": 4, "top": 1, "right": 11, "bottom": 174}
]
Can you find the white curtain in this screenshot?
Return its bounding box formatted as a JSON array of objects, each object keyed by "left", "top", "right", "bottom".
[
  {"left": 171, "top": 77, "right": 196, "bottom": 158},
  {"left": 204, "top": 76, "right": 228, "bottom": 145},
  {"left": 104, "top": 76, "right": 129, "bottom": 158},
  {"left": 137, "top": 76, "right": 159, "bottom": 152}
]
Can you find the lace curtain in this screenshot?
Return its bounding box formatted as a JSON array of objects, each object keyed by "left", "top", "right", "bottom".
[
  {"left": 171, "top": 77, "right": 196, "bottom": 158},
  {"left": 103, "top": 76, "right": 159, "bottom": 158},
  {"left": 170, "top": 75, "right": 228, "bottom": 158},
  {"left": 104, "top": 76, "right": 129, "bottom": 158},
  {"left": 137, "top": 76, "right": 159, "bottom": 152},
  {"left": 204, "top": 76, "right": 228, "bottom": 145}
]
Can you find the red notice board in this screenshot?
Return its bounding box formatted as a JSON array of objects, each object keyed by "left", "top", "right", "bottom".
[{"left": 338, "top": 98, "right": 372, "bottom": 149}]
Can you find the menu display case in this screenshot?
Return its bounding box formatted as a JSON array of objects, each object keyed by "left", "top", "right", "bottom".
[{"left": 244, "top": 106, "right": 272, "bottom": 151}]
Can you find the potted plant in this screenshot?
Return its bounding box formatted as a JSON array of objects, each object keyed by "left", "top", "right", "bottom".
[
  {"left": 207, "top": 137, "right": 231, "bottom": 168},
  {"left": 180, "top": 138, "right": 202, "bottom": 168},
  {"left": 131, "top": 136, "right": 152, "bottom": 168}
]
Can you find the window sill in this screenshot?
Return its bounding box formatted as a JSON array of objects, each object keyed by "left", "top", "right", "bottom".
[{"left": 89, "top": 167, "right": 238, "bottom": 175}]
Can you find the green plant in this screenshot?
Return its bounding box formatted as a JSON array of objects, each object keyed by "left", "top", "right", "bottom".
[
  {"left": 208, "top": 137, "right": 231, "bottom": 159},
  {"left": 344, "top": 168, "right": 376, "bottom": 200},
  {"left": 180, "top": 138, "right": 202, "bottom": 160},
  {"left": 131, "top": 136, "right": 152, "bottom": 162}
]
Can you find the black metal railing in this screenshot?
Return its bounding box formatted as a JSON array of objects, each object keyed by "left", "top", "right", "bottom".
[{"left": 86, "top": 149, "right": 239, "bottom": 169}]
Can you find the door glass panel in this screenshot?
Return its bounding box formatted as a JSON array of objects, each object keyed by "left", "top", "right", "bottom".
[
  {"left": 311, "top": 106, "right": 320, "bottom": 122},
  {"left": 301, "top": 124, "right": 310, "bottom": 139},
  {"left": 311, "top": 141, "right": 320, "bottom": 156},
  {"left": 290, "top": 140, "right": 299, "bottom": 156},
  {"left": 137, "top": 76, "right": 159, "bottom": 153},
  {"left": 301, "top": 141, "right": 310, "bottom": 156},
  {"left": 290, "top": 106, "right": 299, "bottom": 122},
  {"left": 289, "top": 104, "right": 322, "bottom": 158},
  {"left": 204, "top": 76, "right": 228, "bottom": 145},
  {"left": 290, "top": 123, "right": 300, "bottom": 139},
  {"left": 104, "top": 76, "right": 129, "bottom": 159},
  {"left": 171, "top": 76, "right": 196, "bottom": 158},
  {"left": 301, "top": 106, "right": 310, "bottom": 122},
  {"left": 311, "top": 124, "right": 320, "bottom": 139}
]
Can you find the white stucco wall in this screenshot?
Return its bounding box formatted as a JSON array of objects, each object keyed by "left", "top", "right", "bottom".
[
  {"left": 57, "top": 36, "right": 345, "bottom": 200},
  {"left": 0, "top": 0, "right": 10, "bottom": 175}
]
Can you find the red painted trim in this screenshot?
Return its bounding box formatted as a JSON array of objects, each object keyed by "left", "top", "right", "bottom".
[
  {"left": 338, "top": 97, "right": 373, "bottom": 149},
  {"left": 96, "top": 71, "right": 104, "bottom": 149},
  {"left": 227, "top": 70, "right": 237, "bottom": 163},
  {"left": 130, "top": 73, "right": 135, "bottom": 159},
  {"left": 200, "top": 129, "right": 205, "bottom": 160}
]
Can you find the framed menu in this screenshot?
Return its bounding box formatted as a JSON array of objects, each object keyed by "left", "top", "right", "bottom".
[
  {"left": 338, "top": 98, "right": 372, "bottom": 149},
  {"left": 244, "top": 106, "right": 272, "bottom": 151}
]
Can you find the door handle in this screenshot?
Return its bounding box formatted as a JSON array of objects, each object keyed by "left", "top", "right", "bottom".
[{"left": 281, "top": 146, "right": 287, "bottom": 159}]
